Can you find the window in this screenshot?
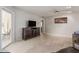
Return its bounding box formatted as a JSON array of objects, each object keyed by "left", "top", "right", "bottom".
[{"left": 1, "top": 9, "right": 11, "bottom": 34}]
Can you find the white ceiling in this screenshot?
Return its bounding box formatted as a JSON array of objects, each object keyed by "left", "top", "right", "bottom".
[{"left": 16, "top": 6, "right": 79, "bottom": 17}]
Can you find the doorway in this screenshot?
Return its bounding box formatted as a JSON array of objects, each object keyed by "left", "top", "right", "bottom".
[
  {"left": 1, "top": 8, "right": 12, "bottom": 49},
  {"left": 41, "top": 19, "right": 45, "bottom": 33}
]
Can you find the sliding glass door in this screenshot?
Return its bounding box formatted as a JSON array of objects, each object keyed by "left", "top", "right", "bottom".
[{"left": 1, "top": 8, "right": 12, "bottom": 48}]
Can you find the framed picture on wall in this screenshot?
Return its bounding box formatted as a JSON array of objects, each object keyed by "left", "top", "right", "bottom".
[{"left": 54, "top": 17, "right": 67, "bottom": 23}]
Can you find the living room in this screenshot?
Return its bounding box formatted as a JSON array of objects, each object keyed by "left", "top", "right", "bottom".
[{"left": 0, "top": 6, "right": 79, "bottom": 53}]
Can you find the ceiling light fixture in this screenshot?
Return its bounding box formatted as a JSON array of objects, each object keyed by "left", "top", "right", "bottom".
[{"left": 66, "top": 6, "right": 71, "bottom": 9}]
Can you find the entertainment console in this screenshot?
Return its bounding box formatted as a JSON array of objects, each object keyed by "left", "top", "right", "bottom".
[{"left": 22, "top": 27, "right": 40, "bottom": 40}]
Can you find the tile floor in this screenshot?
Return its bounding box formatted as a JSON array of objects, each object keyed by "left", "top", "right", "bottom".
[{"left": 5, "top": 34, "right": 72, "bottom": 53}]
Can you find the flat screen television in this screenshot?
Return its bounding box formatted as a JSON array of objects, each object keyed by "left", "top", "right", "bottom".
[{"left": 28, "top": 20, "right": 36, "bottom": 27}]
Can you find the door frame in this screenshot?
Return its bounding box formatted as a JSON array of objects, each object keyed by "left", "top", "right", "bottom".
[{"left": 0, "top": 7, "right": 15, "bottom": 49}]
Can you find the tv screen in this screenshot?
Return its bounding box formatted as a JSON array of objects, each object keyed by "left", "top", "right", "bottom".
[{"left": 28, "top": 21, "right": 36, "bottom": 27}]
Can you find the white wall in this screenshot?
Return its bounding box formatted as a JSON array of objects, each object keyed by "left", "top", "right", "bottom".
[
  {"left": 14, "top": 8, "right": 43, "bottom": 41},
  {"left": 0, "top": 7, "right": 43, "bottom": 41},
  {"left": 45, "top": 13, "right": 79, "bottom": 38}
]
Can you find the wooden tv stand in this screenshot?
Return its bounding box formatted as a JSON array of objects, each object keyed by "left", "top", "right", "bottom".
[{"left": 22, "top": 27, "right": 40, "bottom": 40}]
